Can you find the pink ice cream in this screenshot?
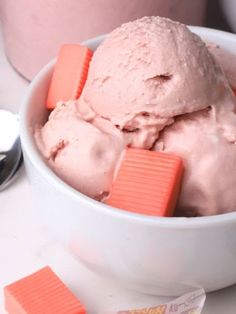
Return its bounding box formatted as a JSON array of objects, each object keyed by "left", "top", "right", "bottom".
[
  {"left": 78, "top": 16, "right": 231, "bottom": 149},
  {"left": 207, "top": 43, "right": 236, "bottom": 90},
  {"left": 152, "top": 43, "right": 236, "bottom": 217},
  {"left": 35, "top": 101, "right": 124, "bottom": 200},
  {"left": 35, "top": 16, "right": 236, "bottom": 216},
  {"left": 155, "top": 105, "right": 236, "bottom": 217}
]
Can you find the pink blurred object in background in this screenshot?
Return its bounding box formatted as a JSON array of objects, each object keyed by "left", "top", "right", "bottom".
[{"left": 0, "top": 0, "right": 207, "bottom": 81}]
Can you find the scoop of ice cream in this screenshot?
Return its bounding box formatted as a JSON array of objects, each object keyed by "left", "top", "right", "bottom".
[
  {"left": 35, "top": 101, "right": 124, "bottom": 199},
  {"left": 78, "top": 16, "right": 231, "bottom": 150},
  {"left": 155, "top": 103, "right": 236, "bottom": 216}
]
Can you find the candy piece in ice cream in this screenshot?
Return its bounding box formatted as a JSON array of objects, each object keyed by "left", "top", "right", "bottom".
[
  {"left": 46, "top": 44, "right": 93, "bottom": 109},
  {"left": 106, "top": 148, "right": 184, "bottom": 216},
  {"left": 4, "top": 266, "right": 86, "bottom": 314}
]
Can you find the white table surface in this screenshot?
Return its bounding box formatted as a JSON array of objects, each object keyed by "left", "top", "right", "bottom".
[{"left": 1, "top": 30, "right": 236, "bottom": 314}]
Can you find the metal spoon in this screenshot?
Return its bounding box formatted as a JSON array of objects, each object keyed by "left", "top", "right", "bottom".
[{"left": 0, "top": 110, "right": 23, "bottom": 191}]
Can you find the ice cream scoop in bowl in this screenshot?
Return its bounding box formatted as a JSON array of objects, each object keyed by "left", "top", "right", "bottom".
[{"left": 20, "top": 24, "right": 236, "bottom": 296}]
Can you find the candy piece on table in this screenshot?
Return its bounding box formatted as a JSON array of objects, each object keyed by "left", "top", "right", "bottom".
[
  {"left": 4, "top": 266, "right": 86, "bottom": 314},
  {"left": 46, "top": 44, "right": 93, "bottom": 109},
  {"left": 106, "top": 148, "right": 184, "bottom": 217}
]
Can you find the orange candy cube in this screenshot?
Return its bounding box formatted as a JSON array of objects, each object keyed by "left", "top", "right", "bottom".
[
  {"left": 106, "top": 148, "right": 184, "bottom": 217},
  {"left": 46, "top": 44, "right": 93, "bottom": 109},
  {"left": 4, "top": 266, "right": 86, "bottom": 314}
]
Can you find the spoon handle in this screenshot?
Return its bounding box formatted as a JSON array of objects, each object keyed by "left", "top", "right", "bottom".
[
  {"left": 0, "top": 154, "right": 7, "bottom": 180},
  {"left": 0, "top": 140, "right": 21, "bottom": 191}
]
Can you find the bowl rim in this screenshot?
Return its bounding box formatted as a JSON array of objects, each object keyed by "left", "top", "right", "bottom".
[{"left": 20, "top": 25, "right": 236, "bottom": 228}]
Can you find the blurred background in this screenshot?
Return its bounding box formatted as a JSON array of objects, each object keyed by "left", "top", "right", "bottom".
[
  {"left": 0, "top": 0, "right": 235, "bottom": 81},
  {"left": 206, "top": 0, "right": 233, "bottom": 32}
]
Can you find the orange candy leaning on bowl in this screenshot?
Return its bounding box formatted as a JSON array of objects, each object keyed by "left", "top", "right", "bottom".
[{"left": 46, "top": 44, "right": 93, "bottom": 110}]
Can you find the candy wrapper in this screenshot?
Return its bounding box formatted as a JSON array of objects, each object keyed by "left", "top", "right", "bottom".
[{"left": 103, "top": 289, "right": 206, "bottom": 314}]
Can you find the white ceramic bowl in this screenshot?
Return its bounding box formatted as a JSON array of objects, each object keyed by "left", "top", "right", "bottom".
[{"left": 20, "top": 27, "right": 236, "bottom": 296}]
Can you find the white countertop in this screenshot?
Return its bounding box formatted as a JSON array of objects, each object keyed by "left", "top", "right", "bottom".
[{"left": 1, "top": 30, "right": 236, "bottom": 314}]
